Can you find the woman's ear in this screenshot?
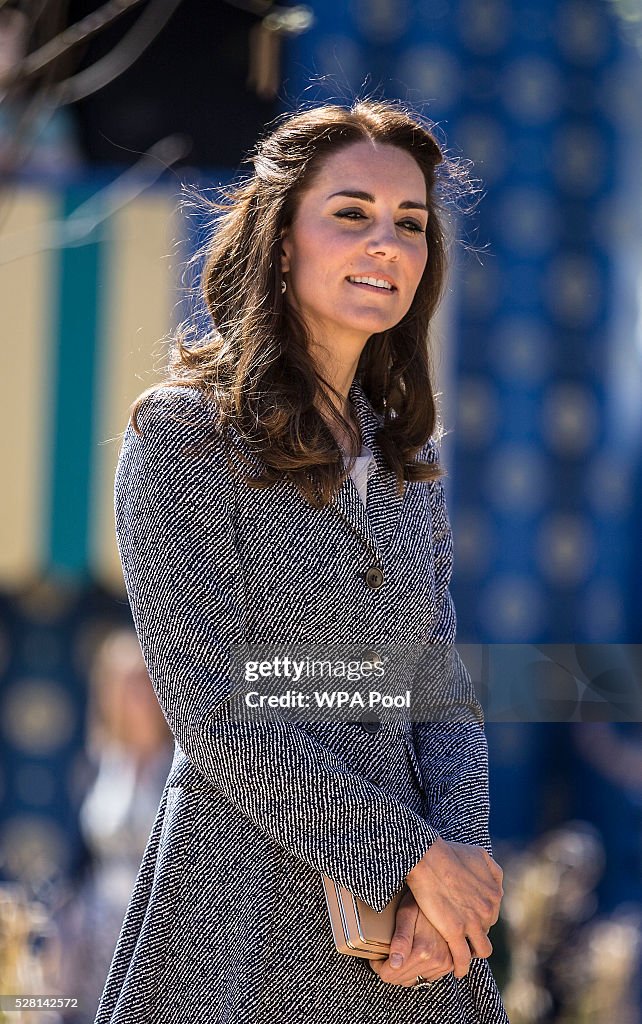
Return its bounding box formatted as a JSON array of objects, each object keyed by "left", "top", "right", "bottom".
[{"left": 280, "top": 232, "right": 291, "bottom": 274}]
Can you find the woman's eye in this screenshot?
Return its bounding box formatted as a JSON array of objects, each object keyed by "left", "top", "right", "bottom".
[
  {"left": 335, "top": 209, "right": 366, "bottom": 221},
  {"left": 399, "top": 220, "right": 425, "bottom": 233}
]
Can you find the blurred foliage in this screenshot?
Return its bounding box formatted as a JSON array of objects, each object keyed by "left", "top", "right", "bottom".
[{"left": 500, "top": 821, "right": 641, "bottom": 1024}]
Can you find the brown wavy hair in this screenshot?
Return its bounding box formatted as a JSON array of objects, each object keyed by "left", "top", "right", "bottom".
[{"left": 130, "top": 99, "right": 477, "bottom": 507}]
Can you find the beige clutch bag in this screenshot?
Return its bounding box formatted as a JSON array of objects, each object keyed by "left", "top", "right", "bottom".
[{"left": 322, "top": 875, "right": 406, "bottom": 959}]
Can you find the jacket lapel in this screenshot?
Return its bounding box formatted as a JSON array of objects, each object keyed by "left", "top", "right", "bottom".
[{"left": 329, "top": 377, "right": 407, "bottom": 557}]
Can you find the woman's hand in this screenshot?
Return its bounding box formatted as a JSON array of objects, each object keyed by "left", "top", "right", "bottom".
[
  {"left": 405, "top": 837, "right": 502, "bottom": 979},
  {"left": 369, "top": 889, "right": 456, "bottom": 987}
]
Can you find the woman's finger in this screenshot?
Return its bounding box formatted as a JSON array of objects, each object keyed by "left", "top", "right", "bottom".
[
  {"left": 379, "top": 955, "right": 454, "bottom": 988},
  {"left": 466, "top": 930, "right": 493, "bottom": 959},
  {"left": 386, "top": 890, "right": 420, "bottom": 973},
  {"left": 441, "top": 931, "right": 472, "bottom": 979}
]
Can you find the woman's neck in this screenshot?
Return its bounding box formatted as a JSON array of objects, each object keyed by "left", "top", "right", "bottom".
[
  {"left": 321, "top": 404, "right": 361, "bottom": 457},
  {"left": 313, "top": 364, "right": 362, "bottom": 455}
]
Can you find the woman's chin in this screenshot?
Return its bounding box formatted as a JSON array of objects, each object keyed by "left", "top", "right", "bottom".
[{"left": 341, "top": 314, "right": 401, "bottom": 338}]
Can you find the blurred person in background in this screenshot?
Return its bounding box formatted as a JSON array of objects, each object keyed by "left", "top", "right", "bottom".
[{"left": 56, "top": 628, "right": 172, "bottom": 1021}]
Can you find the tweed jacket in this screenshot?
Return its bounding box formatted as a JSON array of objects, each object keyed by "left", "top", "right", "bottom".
[{"left": 94, "top": 376, "right": 509, "bottom": 1024}]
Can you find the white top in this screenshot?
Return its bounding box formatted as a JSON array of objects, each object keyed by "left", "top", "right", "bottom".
[{"left": 341, "top": 443, "right": 377, "bottom": 507}]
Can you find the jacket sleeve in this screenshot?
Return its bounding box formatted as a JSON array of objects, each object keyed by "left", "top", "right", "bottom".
[
  {"left": 412, "top": 442, "right": 493, "bottom": 856},
  {"left": 114, "top": 387, "right": 440, "bottom": 912}
]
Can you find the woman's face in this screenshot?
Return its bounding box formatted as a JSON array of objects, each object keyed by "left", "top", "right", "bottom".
[{"left": 281, "top": 139, "right": 429, "bottom": 355}]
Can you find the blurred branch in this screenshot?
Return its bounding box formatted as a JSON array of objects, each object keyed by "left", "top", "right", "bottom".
[
  {"left": 20, "top": 0, "right": 59, "bottom": 34},
  {"left": 0, "top": 3, "right": 70, "bottom": 231},
  {"left": 0, "top": 132, "right": 189, "bottom": 264},
  {"left": 52, "top": 0, "right": 185, "bottom": 105},
  {"left": 0, "top": 0, "right": 147, "bottom": 92},
  {"left": 0, "top": 0, "right": 185, "bottom": 221}
]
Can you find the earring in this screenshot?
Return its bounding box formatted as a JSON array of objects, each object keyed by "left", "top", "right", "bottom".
[{"left": 281, "top": 280, "right": 287, "bottom": 294}]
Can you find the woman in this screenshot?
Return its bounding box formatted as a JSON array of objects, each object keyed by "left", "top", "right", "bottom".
[
  {"left": 58, "top": 629, "right": 173, "bottom": 1017},
  {"left": 95, "top": 100, "right": 509, "bottom": 1023}
]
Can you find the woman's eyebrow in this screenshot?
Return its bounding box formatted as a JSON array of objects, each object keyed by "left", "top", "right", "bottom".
[{"left": 326, "top": 189, "right": 428, "bottom": 212}]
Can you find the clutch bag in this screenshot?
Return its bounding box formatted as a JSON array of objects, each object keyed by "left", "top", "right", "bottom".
[{"left": 322, "top": 874, "right": 406, "bottom": 959}]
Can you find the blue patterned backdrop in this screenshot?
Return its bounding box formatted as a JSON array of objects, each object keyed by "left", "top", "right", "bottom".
[{"left": 286, "top": 0, "right": 642, "bottom": 645}]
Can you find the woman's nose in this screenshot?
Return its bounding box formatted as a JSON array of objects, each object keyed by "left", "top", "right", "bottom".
[{"left": 365, "top": 222, "right": 401, "bottom": 260}]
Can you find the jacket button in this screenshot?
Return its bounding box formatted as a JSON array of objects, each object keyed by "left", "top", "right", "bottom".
[
  {"left": 365, "top": 566, "right": 384, "bottom": 589},
  {"left": 359, "top": 712, "right": 381, "bottom": 735}
]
